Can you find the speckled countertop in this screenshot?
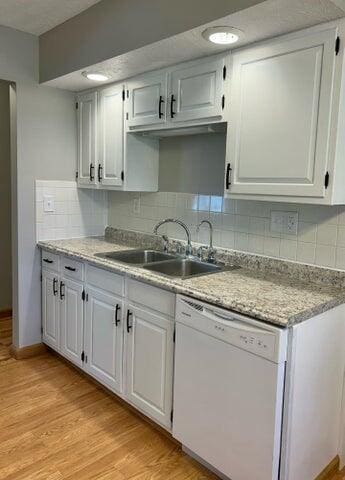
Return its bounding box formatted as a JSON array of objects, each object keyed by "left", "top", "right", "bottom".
[{"left": 38, "top": 236, "right": 345, "bottom": 328}]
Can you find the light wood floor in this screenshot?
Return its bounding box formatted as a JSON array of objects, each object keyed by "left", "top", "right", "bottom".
[{"left": 0, "top": 316, "right": 344, "bottom": 480}]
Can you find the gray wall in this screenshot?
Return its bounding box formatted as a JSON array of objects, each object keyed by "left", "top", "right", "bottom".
[
  {"left": 39, "top": 0, "right": 265, "bottom": 82},
  {"left": 0, "top": 81, "right": 11, "bottom": 310},
  {"left": 0, "top": 25, "right": 76, "bottom": 347},
  {"left": 159, "top": 134, "right": 225, "bottom": 195}
]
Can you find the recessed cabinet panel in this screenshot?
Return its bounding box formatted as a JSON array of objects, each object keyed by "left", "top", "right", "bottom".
[
  {"left": 77, "top": 92, "right": 97, "bottom": 186},
  {"left": 128, "top": 73, "right": 167, "bottom": 128},
  {"left": 42, "top": 270, "right": 60, "bottom": 351},
  {"left": 226, "top": 28, "right": 336, "bottom": 198},
  {"left": 99, "top": 86, "right": 124, "bottom": 187},
  {"left": 60, "top": 278, "right": 84, "bottom": 367},
  {"left": 125, "top": 304, "right": 174, "bottom": 428},
  {"left": 85, "top": 287, "right": 123, "bottom": 394},
  {"left": 170, "top": 57, "right": 224, "bottom": 123}
]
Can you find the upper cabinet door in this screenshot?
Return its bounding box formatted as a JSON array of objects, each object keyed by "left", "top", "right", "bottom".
[
  {"left": 127, "top": 72, "right": 168, "bottom": 128},
  {"left": 77, "top": 92, "right": 98, "bottom": 186},
  {"left": 98, "top": 85, "right": 124, "bottom": 187},
  {"left": 170, "top": 57, "right": 225, "bottom": 123},
  {"left": 226, "top": 28, "right": 337, "bottom": 198}
]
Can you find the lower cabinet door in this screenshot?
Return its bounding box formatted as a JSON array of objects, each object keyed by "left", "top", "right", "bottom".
[
  {"left": 60, "top": 277, "right": 84, "bottom": 367},
  {"left": 84, "top": 287, "right": 124, "bottom": 394},
  {"left": 125, "top": 304, "right": 174, "bottom": 429},
  {"left": 42, "top": 270, "right": 60, "bottom": 351}
]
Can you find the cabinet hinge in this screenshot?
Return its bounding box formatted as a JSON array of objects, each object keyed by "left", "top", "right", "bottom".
[
  {"left": 121, "top": 171, "right": 124, "bottom": 181},
  {"left": 81, "top": 351, "right": 85, "bottom": 362},
  {"left": 122, "top": 89, "right": 125, "bottom": 101},
  {"left": 223, "top": 65, "right": 227, "bottom": 80},
  {"left": 173, "top": 327, "right": 176, "bottom": 343},
  {"left": 82, "top": 289, "right": 86, "bottom": 301},
  {"left": 336, "top": 36, "right": 340, "bottom": 55},
  {"left": 76, "top": 102, "right": 79, "bottom": 110},
  {"left": 325, "top": 171, "right": 330, "bottom": 189},
  {"left": 221, "top": 95, "right": 225, "bottom": 110},
  {"left": 41, "top": 326, "right": 43, "bottom": 334},
  {"left": 126, "top": 112, "right": 129, "bottom": 121},
  {"left": 40, "top": 273, "right": 42, "bottom": 282},
  {"left": 126, "top": 90, "right": 129, "bottom": 98},
  {"left": 170, "top": 409, "right": 174, "bottom": 423},
  {"left": 75, "top": 171, "right": 79, "bottom": 180}
]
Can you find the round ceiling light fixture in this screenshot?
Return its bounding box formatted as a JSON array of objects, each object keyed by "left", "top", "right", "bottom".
[
  {"left": 202, "top": 26, "right": 242, "bottom": 45},
  {"left": 82, "top": 71, "right": 110, "bottom": 82}
]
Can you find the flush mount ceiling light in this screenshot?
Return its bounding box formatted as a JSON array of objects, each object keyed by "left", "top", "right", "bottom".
[
  {"left": 82, "top": 71, "right": 109, "bottom": 82},
  {"left": 202, "top": 26, "right": 242, "bottom": 45}
]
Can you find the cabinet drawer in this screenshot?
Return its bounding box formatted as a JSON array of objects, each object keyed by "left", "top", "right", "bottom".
[
  {"left": 41, "top": 251, "right": 60, "bottom": 272},
  {"left": 86, "top": 264, "right": 124, "bottom": 297},
  {"left": 61, "top": 256, "right": 84, "bottom": 281},
  {"left": 127, "top": 279, "right": 175, "bottom": 317}
]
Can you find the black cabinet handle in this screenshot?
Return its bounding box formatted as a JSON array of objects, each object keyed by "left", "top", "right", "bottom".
[
  {"left": 90, "top": 163, "right": 95, "bottom": 181},
  {"left": 43, "top": 258, "right": 53, "bottom": 264},
  {"left": 170, "top": 94, "right": 176, "bottom": 118},
  {"left": 126, "top": 310, "right": 133, "bottom": 333},
  {"left": 115, "top": 304, "right": 121, "bottom": 326},
  {"left": 158, "top": 95, "right": 164, "bottom": 119},
  {"left": 225, "top": 163, "right": 232, "bottom": 189},
  {"left": 65, "top": 266, "right": 76, "bottom": 272},
  {"left": 60, "top": 281, "right": 65, "bottom": 300},
  {"left": 98, "top": 164, "right": 103, "bottom": 182},
  {"left": 53, "top": 278, "right": 58, "bottom": 296}
]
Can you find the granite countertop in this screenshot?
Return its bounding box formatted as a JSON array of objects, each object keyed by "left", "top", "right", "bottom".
[{"left": 38, "top": 236, "right": 345, "bottom": 328}]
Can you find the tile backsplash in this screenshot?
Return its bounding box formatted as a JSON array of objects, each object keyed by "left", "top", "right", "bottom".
[
  {"left": 35, "top": 180, "right": 108, "bottom": 241},
  {"left": 108, "top": 191, "right": 345, "bottom": 270}
]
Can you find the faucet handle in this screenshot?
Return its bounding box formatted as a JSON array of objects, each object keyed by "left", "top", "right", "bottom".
[{"left": 161, "top": 235, "right": 169, "bottom": 253}]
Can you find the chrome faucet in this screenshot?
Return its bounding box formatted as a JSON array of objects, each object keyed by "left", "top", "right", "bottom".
[
  {"left": 197, "top": 219, "right": 215, "bottom": 263},
  {"left": 153, "top": 219, "right": 193, "bottom": 256}
]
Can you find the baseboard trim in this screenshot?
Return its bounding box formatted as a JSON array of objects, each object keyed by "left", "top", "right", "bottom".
[
  {"left": 315, "top": 456, "right": 339, "bottom": 480},
  {"left": 0, "top": 308, "right": 12, "bottom": 319},
  {"left": 10, "top": 343, "right": 47, "bottom": 360}
]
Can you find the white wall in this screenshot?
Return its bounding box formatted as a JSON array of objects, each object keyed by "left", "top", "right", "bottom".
[
  {"left": 0, "top": 81, "right": 11, "bottom": 310},
  {"left": 0, "top": 25, "right": 76, "bottom": 347}
]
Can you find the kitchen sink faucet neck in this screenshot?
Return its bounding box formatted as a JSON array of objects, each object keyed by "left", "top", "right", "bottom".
[
  {"left": 197, "top": 219, "right": 215, "bottom": 263},
  {"left": 153, "top": 219, "right": 192, "bottom": 256}
]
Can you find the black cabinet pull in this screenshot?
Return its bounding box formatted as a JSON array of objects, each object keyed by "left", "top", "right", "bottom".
[
  {"left": 65, "top": 266, "right": 76, "bottom": 272},
  {"left": 225, "top": 163, "right": 232, "bottom": 189},
  {"left": 53, "top": 278, "right": 58, "bottom": 296},
  {"left": 43, "top": 258, "right": 53, "bottom": 264},
  {"left": 170, "top": 94, "right": 176, "bottom": 118},
  {"left": 126, "top": 310, "right": 133, "bottom": 333},
  {"left": 115, "top": 304, "right": 121, "bottom": 326},
  {"left": 98, "top": 164, "right": 103, "bottom": 182},
  {"left": 60, "top": 281, "right": 65, "bottom": 300},
  {"left": 158, "top": 95, "right": 164, "bottom": 119},
  {"left": 89, "top": 163, "right": 95, "bottom": 181}
]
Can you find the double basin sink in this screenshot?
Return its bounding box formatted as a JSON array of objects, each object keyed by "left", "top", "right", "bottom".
[{"left": 95, "top": 249, "right": 224, "bottom": 280}]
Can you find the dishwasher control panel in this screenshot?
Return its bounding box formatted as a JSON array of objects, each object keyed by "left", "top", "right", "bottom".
[{"left": 177, "top": 296, "right": 287, "bottom": 363}]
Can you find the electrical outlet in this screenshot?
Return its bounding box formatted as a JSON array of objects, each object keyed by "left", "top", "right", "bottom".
[
  {"left": 133, "top": 197, "right": 140, "bottom": 215},
  {"left": 270, "top": 211, "right": 298, "bottom": 235},
  {"left": 43, "top": 195, "right": 55, "bottom": 213}
]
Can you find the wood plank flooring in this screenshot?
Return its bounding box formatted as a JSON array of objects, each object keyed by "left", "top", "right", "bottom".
[{"left": 0, "top": 316, "right": 344, "bottom": 480}]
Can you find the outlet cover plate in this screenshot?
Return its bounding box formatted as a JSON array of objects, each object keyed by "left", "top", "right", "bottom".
[{"left": 270, "top": 211, "right": 298, "bottom": 235}]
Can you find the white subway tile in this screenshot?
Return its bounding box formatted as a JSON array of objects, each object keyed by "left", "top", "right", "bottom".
[
  {"left": 315, "top": 245, "right": 336, "bottom": 268},
  {"left": 264, "top": 237, "right": 280, "bottom": 257},
  {"left": 336, "top": 247, "right": 345, "bottom": 270},
  {"left": 296, "top": 242, "right": 316, "bottom": 264},
  {"left": 248, "top": 235, "right": 264, "bottom": 254},
  {"left": 316, "top": 224, "right": 337, "bottom": 246},
  {"left": 280, "top": 239, "right": 297, "bottom": 261},
  {"left": 234, "top": 232, "right": 249, "bottom": 251}
]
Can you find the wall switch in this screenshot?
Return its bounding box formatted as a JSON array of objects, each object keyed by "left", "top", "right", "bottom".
[
  {"left": 43, "top": 195, "right": 55, "bottom": 213},
  {"left": 133, "top": 197, "right": 140, "bottom": 215},
  {"left": 270, "top": 211, "right": 298, "bottom": 235}
]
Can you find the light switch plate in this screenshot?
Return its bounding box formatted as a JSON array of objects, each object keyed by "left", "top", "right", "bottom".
[
  {"left": 270, "top": 211, "right": 298, "bottom": 235},
  {"left": 43, "top": 195, "right": 55, "bottom": 213}
]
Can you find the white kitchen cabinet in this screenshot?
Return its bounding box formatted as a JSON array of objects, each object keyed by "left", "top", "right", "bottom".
[
  {"left": 125, "top": 303, "right": 174, "bottom": 428},
  {"left": 127, "top": 72, "right": 168, "bottom": 128},
  {"left": 60, "top": 277, "right": 84, "bottom": 367},
  {"left": 225, "top": 23, "right": 345, "bottom": 204},
  {"left": 170, "top": 56, "right": 225, "bottom": 123},
  {"left": 84, "top": 286, "right": 124, "bottom": 394},
  {"left": 98, "top": 85, "right": 124, "bottom": 187},
  {"left": 77, "top": 91, "right": 98, "bottom": 187},
  {"left": 42, "top": 269, "right": 60, "bottom": 352}
]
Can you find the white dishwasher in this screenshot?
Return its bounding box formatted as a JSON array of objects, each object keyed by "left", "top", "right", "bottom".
[{"left": 173, "top": 295, "right": 287, "bottom": 480}]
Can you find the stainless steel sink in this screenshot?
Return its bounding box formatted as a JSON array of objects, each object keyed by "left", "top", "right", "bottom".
[
  {"left": 143, "top": 258, "right": 222, "bottom": 279},
  {"left": 95, "top": 249, "right": 178, "bottom": 265}
]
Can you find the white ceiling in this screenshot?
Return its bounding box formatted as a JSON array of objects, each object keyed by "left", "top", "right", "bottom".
[
  {"left": 44, "top": 0, "right": 345, "bottom": 91},
  {"left": 0, "top": 0, "right": 102, "bottom": 35}
]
